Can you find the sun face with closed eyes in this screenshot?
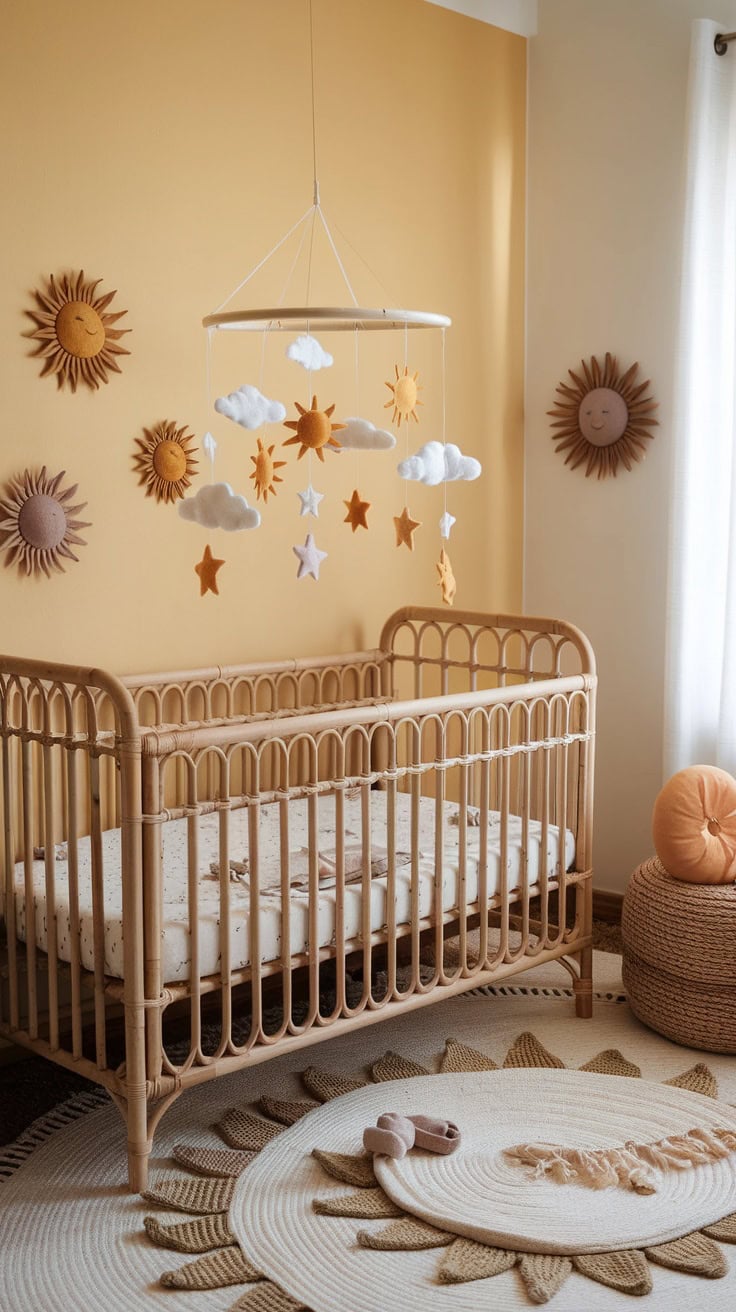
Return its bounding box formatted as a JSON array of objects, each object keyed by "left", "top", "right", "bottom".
[{"left": 25, "top": 270, "right": 130, "bottom": 393}]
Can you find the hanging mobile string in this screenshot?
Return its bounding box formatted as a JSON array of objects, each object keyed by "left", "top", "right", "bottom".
[
  {"left": 204, "top": 326, "right": 217, "bottom": 482},
  {"left": 442, "top": 326, "right": 447, "bottom": 520}
]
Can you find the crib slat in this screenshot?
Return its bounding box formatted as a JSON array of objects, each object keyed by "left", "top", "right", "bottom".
[
  {"left": 65, "top": 741, "right": 83, "bottom": 1059},
  {"left": 87, "top": 752, "right": 107, "bottom": 1067},
  {"left": 248, "top": 796, "right": 262, "bottom": 1043},
  {"left": 21, "top": 738, "right": 37, "bottom": 1038},
  {"left": 142, "top": 756, "right": 163, "bottom": 1078},
  {"left": 42, "top": 740, "right": 61, "bottom": 1051},
  {"left": 2, "top": 733, "right": 19, "bottom": 1031},
  {"left": 218, "top": 765, "right": 232, "bottom": 1053},
  {"left": 279, "top": 793, "right": 293, "bottom": 1031},
  {"left": 187, "top": 768, "right": 201, "bottom": 1059}
]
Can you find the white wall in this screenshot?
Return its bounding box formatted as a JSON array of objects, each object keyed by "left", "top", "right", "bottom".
[{"left": 526, "top": 0, "right": 736, "bottom": 894}]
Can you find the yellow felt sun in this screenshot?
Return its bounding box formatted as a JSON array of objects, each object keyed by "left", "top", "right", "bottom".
[
  {"left": 283, "top": 396, "right": 345, "bottom": 461},
  {"left": 250, "top": 438, "right": 287, "bottom": 503},
  {"left": 133, "top": 421, "right": 199, "bottom": 504},
  {"left": 385, "top": 364, "right": 422, "bottom": 427},
  {"left": 548, "top": 353, "right": 659, "bottom": 479},
  {"left": 0, "top": 467, "right": 90, "bottom": 578},
  {"left": 25, "top": 270, "right": 130, "bottom": 393}
]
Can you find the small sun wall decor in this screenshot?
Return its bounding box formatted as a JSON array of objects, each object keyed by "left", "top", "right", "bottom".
[
  {"left": 250, "top": 438, "right": 286, "bottom": 503},
  {"left": 343, "top": 488, "right": 370, "bottom": 533},
  {"left": 133, "top": 421, "right": 199, "bottom": 505},
  {"left": 283, "top": 396, "right": 345, "bottom": 462},
  {"left": 385, "top": 365, "right": 422, "bottom": 427},
  {"left": 25, "top": 271, "right": 130, "bottom": 393},
  {"left": 194, "top": 544, "right": 225, "bottom": 596},
  {"left": 0, "top": 467, "right": 90, "bottom": 578},
  {"left": 548, "top": 353, "right": 659, "bottom": 479}
]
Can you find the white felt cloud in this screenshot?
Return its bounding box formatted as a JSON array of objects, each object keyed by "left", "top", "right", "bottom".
[
  {"left": 339, "top": 417, "right": 396, "bottom": 451},
  {"left": 397, "top": 441, "right": 482, "bottom": 486},
  {"left": 286, "top": 334, "right": 334, "bottom": 371},
  {"left": 202, "top": 431, "right": 217, "bottom": 462},
  {"left": 178, "top": 482, "right": 261, "bottom": 532},
  {"left": 214, "top": 385, "right": 286, "bottom": 429}
]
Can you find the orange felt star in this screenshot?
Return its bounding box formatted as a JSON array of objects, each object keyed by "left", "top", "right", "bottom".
[
  {"left": 436, "top": 547, "right": 456, "bottom": 606},
  {"left": 343, "top": 488, "right": 371, "bottom": 533},
  {"left": 195, "top": 544, "right": 225, "bottom": 596},
  {"left": 394, "top": 506, "right": 422, "bottom": 550}
]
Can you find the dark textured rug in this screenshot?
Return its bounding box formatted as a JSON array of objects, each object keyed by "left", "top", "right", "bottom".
[{"left": 0, "top": 920, "right": 621, "bottom": 1146}]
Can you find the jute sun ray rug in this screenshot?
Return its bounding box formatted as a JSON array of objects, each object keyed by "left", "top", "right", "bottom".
[{"left": 3, "top": 987, "right": 734, "bottom": 1312}]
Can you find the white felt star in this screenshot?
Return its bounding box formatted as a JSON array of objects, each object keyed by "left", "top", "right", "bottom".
[
  {"left": 297, "top": 484, "right": 324, "bottom": 518},
  {"left": 202, "top": 431, "right": 217, "bottom": 463},
  {"left": 293, "top": 533, "right": 328, "bottom": 581},
  {"left": 439, "top": 511, "right": 457, "bottom": 540}
]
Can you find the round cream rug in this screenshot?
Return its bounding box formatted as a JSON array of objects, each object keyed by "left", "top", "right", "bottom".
[{"left": 3, "top": 995, "right": 736, "bottom": 1312}]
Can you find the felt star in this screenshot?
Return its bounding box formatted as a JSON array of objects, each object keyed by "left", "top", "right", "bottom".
[
  {"left": 195, "top": 544, "right": 225, "bottom": 596},
  {"left": 436, "top": 547, "right": 456, "bottom": 607},
  {"left": 394, "top": 506, "right": 422, "bottom": 550},
  {"left": 297, "top": 484, "right": 324, "bottom": 518},
  {"left": 343, "top": 488, "right": 370, "bottom": 533},
  {"left": 293, "top": 532, "right": 328, "bottom": 581},
  {"left": 439, "top": 510, "right": 456, "bottom": 540}
]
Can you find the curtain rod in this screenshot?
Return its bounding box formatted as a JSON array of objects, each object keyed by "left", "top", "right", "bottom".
[{"left": 715, "top": 31, "right": 736, "bottom": 54}]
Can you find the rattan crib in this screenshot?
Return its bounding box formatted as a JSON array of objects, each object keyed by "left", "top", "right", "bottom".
[{"left": 0, "top": 607, "right": 596, "bottom": 1191}]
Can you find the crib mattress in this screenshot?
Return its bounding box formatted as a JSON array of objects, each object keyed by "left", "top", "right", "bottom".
[{"left": 13, "top": 793, "right": 575, "bottom": 985}]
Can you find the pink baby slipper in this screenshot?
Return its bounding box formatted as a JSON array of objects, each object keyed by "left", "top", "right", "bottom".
[
  {"left": 409, "top": 1115, "right": 461, "bottom": 1155},
  {"left": 363, "top": 1112, "right": 416, "bottom": 1159}
]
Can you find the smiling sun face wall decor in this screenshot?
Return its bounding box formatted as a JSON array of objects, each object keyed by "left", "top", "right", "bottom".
[
  {"left": 549, "top": 353, "right": 658, "bottom": 479},
  {"left": 133, "top": 421, "right": 199, "bottom": 504},
  {"left": 25, "top": 271, "right": 130, "bottom": 393}
]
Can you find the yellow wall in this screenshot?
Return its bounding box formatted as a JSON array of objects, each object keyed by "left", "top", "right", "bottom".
[{"left": 0, "top": 0, "right": 526, "bottom": 677}]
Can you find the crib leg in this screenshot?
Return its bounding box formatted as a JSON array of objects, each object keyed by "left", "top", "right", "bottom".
[
  {"left": 574, "top": 944, "right": 593, "bottom": 1018},
  {"left": 126, "top": 1092, "right": 152, "bottom": 1193}
]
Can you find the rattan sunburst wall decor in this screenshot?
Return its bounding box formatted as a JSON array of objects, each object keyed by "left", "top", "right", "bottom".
[
  {"left": 548, "top": 353, "right": 658, "bottom": 479},
  {"left": 132, "top": 421, "right": 199, "bottom": 505},
  {"left": 25, "top": 271, "right": 130, "bottom": 393},
  {"left": 0, "top": 467, "right": 90, "bottom": 578}
]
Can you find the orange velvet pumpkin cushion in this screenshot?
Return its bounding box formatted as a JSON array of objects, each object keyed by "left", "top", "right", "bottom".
[{"left": 652, "top": 765, "right": 736, "bottom": 884}]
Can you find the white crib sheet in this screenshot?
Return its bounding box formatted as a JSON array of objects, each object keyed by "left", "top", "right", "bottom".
[{"left": 13, "top": 793, "right": 575, "bottom": 984}]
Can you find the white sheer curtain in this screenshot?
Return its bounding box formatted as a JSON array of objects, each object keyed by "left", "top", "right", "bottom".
[{"left": 664, "top": 19, "right": 736, "bottom": 776}]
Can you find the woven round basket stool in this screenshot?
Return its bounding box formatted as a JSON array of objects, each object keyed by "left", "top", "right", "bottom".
[{"left": 622, "top": 856, "right": 736, "bottom": 1053}]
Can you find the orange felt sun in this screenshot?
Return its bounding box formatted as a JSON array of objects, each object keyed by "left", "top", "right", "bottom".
[
  {"left": 250, "top": 438, "right": 286, "bottom": 503},
  {"left": 385, "top": 364, "right": 422, "bottom": 427},
  {"left": 133, "top": 421, "right": 198, "bottom": 504},
  {"left": 25, "top": 270, "right": 130, "bottom": 393},
  {"left": 283, "top": 396, "right": 345, "bottom": 461}
]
